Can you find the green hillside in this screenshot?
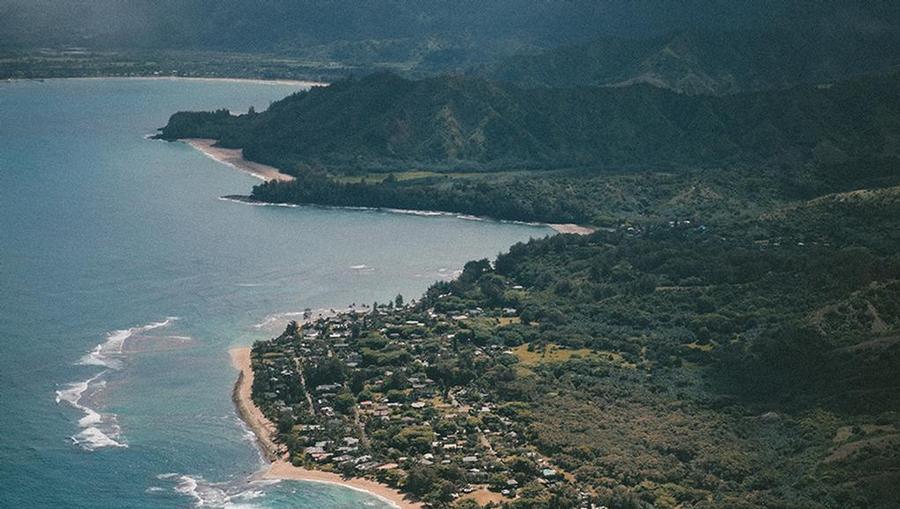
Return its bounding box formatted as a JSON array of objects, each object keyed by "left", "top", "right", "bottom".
[
  {"left": 479, "top": 29, "right": 900, "bottom": 95},
  {"left": 158, "top": 72, "right": 900, "bottom": 173}
]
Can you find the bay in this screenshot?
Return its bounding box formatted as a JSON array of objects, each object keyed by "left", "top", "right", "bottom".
[{"left": 0, "top": 78, "right": 551, "bottom": 508}]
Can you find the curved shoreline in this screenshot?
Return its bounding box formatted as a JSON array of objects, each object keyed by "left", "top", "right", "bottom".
[
  {"left": 229, "top": 347, "right": 424, "bottom": 509},
  {"left": 185, "top": 139, "right": 295, "bottom": 183},
  {"left": 219, "top": 194, "right": 595, "bottom": 236},
  {"left": 4, "top": 76, "right": 328, "bottom": 87}
]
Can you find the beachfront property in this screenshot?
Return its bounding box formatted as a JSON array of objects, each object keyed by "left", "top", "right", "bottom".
[{"left": 249, "top": 304, "right": 594, "bottom": 508}]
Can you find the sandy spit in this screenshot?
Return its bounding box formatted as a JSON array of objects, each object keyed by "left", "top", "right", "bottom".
[{"left": 185, "top": 139, "right": 295, "bottom": 182}]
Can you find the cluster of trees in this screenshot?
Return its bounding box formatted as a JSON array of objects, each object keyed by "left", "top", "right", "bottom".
[
  {"left": 154, "top": 109, "right": 240, "bottom": 141},
  {"left": 251, "top": 173, "right": 596, "bottom": 224}
]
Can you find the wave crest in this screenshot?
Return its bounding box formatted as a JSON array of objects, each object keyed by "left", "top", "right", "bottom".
[
  {"left": 171, "top": 474, "right": 277, "bottom": 508},
  {"left": 57, "top": 318, "right": 177, "bottom": 450}
]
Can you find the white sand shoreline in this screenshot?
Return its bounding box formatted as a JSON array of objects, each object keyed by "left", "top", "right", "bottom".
[
  {"left": 548, "top": 223, "right": 596, "bottom": 235},
  {"left": 184, "top": 139, "right": 295, "bottom": 183},
  {"left": 229, "top": 347, "right": 424, "bottom": 509},
  {"left": 4, "top": 76, "right": 328, "bottom": 87}
]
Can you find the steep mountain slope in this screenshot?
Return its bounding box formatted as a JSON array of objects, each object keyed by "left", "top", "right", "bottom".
[
  {"left": 4, "top": 1, "right": 899, "bottom": 80},
  {"left": 159, "top": 72, "right": 900, "bottom": 172},
  {"left": 479, "top": 29, "right": 900, "bottom": 94}
]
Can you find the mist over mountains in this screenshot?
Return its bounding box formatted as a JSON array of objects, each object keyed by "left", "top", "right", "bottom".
[
  {"left": 4, "top": 1, "right": 900, "bottom": 91},
  {"left": 8, "top": 0, "right": 887, "bottom": 49}
]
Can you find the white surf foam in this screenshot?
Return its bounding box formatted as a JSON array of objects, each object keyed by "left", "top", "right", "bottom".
[
  {"left": 58, "top": 318, "right": 177, "bottom": 450},
  {"left": 72, "top": 426, "right": 126, "bottom": 451},
  {"left": 251, "top": 311, "right": 307, "bottom": 330},
  {"left": 218, "top": 196, "right": 300, "bottom": 208},
  {"left": 56, "top": 371, "right": 126, "bottom": 450},
  {"left": 77, "top": 317, "right": 177, "bottom": 369},
  {"left": 173, "top": 475, "right": 271, "bottom": 509}
]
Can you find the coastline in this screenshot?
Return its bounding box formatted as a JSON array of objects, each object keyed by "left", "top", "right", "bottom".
[
  {"left": 548, "top": 223, "right": 595, "bottom": 235},
  {"left": 220, "top": 195, "right": 596, "bottom": 236},
  {"left": 185, "top": 139, "right": 295, "bottom": 183},
  {"left": 180, "top": 133, "right": 594, "bottom": 236},
  {"left": 3, "top": 76, "right": 327, "bottom": 87},
  {"left": 229, "top": 348, "right": 284, "bottom": 461},
  {"left": 229, "top": 347, "right": 424, "bottom": 509}
]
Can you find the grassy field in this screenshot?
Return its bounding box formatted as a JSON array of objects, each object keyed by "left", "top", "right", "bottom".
[{"left": 511, "top": 343, "right": 636, "bottom": 369}]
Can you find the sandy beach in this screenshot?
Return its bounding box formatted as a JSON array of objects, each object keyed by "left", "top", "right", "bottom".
[
  {"left": 549, "top": 223, "right": 596, "bottom": 235},
  {"left": 187, "top": 136, "right": 597, "bottom": 237},
  {"left": 185, "top": 139, "right": 295, "bottom": 182},
  {"left": 229, "top": 347, "right": 424, "bottom": 509},
  {"left": 181, "top": 136, "right": 595, "bottom": 236},
  {"left": 16, "top": 76, "right": 328, "bottom": 88}
]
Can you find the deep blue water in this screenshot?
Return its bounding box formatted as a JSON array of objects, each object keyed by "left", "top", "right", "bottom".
[{"left": 0, "top": 78, "right": 551, "bottom": 508}]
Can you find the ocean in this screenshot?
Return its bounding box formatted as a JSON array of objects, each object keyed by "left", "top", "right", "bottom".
[{"left": 0, "top": 78, "right": 551, "bottom": 508}]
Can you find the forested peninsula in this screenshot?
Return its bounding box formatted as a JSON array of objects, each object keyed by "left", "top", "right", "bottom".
[
  {"left": 158, "top": 72, "right": 900, "bottom": 172},
  {"left": 157, "top": 72, "right": 900, "bottom": 224}
]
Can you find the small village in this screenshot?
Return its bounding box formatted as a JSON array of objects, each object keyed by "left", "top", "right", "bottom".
[{"left": 250, "top": 301, "right": 596, "bottom": 508}]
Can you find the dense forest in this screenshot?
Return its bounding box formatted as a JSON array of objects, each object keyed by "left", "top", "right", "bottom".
[
  {"left": 247, "top": 156, "right": 900, "bottom": 225},
  {"left": 6, "top": 1, "right": 894, "bottom": 66},
  {"left": 156, "top": 71, "right": 900, "bottom": 223},
  {"left": 0, "top": 0, "right": 785, "bottom": 79},
  {"left": 211, "top": 68, "right": 900, "bottom": 505},
  {"left": 5, "top": 2, "right": 900, "bottom": 88},
  {"left": 158, "top": 71, "right": 900, "bottom": 173},
  {"left": 144, "top": 5, "right": 900, "bottom": 505},
  {"left": 219, "top": 67, "right": 900, "bottom": 504},
  {"left": 406, "top": 183, "right": 900, "bottom": 508},
  {"left": 250, "top": 178, "right": 900, "bottom": 508},
  {"left": 477, "top": 28, "right": 900, "bottom": 95}
]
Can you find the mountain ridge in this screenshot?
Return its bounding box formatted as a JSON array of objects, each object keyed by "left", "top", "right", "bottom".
[
  {"left": 158, "top": 71, "right": 900, "bottom": 173},
  {"left": 477, "top": 28, "right": 900, "bottom": 95}
]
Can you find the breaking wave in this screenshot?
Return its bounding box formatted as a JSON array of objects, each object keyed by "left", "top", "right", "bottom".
[
  {"left": 78, "top": 318, "right": 176, "bottom": 369},
  {"left": 56, "top": 318, "right": 177, "bottom": 450},
  {"left": 170, "top": 474, "right": 279, "bottom": 509},
  {"left": 252, "top": 311, "right": 307, "bottom": 330}
]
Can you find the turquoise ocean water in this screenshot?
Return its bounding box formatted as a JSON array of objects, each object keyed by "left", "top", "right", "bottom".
[{"left": 0, "top": 78, "right": 550, "bottom": 508}]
